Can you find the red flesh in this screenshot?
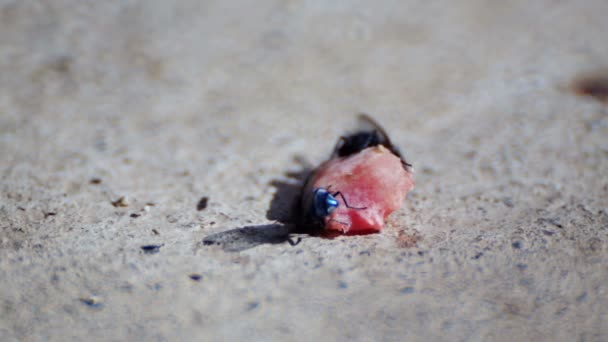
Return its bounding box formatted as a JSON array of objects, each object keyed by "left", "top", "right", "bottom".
[{"left": 307, "top": 145, "right": 414, "bottom": 234}]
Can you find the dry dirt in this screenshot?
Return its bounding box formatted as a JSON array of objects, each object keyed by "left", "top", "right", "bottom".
[{"left": 1, "top": 1, "right": 607, "bottom": 341}]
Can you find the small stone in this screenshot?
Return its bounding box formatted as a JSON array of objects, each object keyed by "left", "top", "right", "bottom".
[
  {"left": 79, "top": 296, "right": 103, "bottom": 308},
  {"left": 112, "top": 196, "right": 129, "bottom": 207}
]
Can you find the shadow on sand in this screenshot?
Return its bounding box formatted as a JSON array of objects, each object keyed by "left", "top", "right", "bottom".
[
  {"left": 201, "top": 157, "right": 313, "bottom": 252},
  {"left": 201, "top": 223, "right": 300, "bottom": 252}
]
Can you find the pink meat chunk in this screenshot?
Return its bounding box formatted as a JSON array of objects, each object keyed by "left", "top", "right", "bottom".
[{"left": 308, "top": 145, "right": 414, "bottom": 234}]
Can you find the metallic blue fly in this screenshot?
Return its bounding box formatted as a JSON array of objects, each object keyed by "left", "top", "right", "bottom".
[{"left": 310, "top": 186, "right": 366, "bottom": 221}]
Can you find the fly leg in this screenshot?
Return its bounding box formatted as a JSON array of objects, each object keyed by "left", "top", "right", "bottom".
[
  {"left": 327, "top": 218, "right": 350, "bottom": 234},
  {"left": 332, "top": 191, "right": 367, "bottom": 210},
  {"left": 287, "top": 236, "right": 302, "bottom": 246}
]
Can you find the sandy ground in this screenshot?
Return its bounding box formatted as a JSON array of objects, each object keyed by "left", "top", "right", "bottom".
[{"left": 1, "top": 1, "right": 607, "bottom": 341}]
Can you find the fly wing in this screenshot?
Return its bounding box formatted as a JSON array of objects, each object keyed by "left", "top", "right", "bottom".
[
  {"left": 356, "top": 113, "right": 399, "bottom": 154},
  {"left": 332, "top": 113, "right": 412, "bottom": 170}
]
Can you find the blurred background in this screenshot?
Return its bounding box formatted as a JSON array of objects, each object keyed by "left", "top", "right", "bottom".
[{"left": 1, "top": 1, "right": 607, "bottom": 340}]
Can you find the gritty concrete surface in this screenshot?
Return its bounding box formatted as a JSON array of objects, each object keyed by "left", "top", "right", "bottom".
[{"left": 1, "top": 1, "right": 607, "bottom": 341}]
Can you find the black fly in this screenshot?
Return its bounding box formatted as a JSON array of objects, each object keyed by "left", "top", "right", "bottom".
[{"left": 332, "top": 113, "right": 412, "bottom": 170}]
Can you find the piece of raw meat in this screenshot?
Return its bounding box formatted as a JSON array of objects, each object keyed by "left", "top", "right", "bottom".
[{"left": 300, "top": 115, "right": 414, "bottom": 235}]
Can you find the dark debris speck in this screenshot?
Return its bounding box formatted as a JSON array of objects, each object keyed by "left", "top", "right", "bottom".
[
  {"left": 573, "top": 74, "right": 608, "bottom": 103},
  {"left": 400, "top": 286, "right": 415, "bottom": 294},
  {"left": 140, "top": 244, "right": 163, "bottom": 254},
  {"left": 512, "top": 241, "right": 522, "bottom": 249},
  {"left": 189, "top": 274, "right": 202, "bottom": 281},
  {"left": 472, "top": 252, "right": 483, "bottom": 260},
  {"left": 538, "top": 217, "right": 564, "bottom": 229},
  {"left": 79, "top": 296, "right": 103, "bottom": 309},
  {"left": 576, "top": 292, "right": 587, "bottom": 302},
  {"left": 246, "top": 301, "right": 259, "bottom": 311},
  {"left": 502, "top": 197, "right": 514, "bottom": 208},
  {"left": 50, "top": 273, "right": 59, "bottom": 283},
  {"left": 89, "top": 178, "right": 102, "bottom": 185},
  {"left": 197, "top": 196, "right": 209, "bottom": 211}
]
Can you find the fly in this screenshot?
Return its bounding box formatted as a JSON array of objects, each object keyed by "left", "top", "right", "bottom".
[
  {"left": 300, "top": 113, "right": 412, "bottom": 230},
  {"left": 332, "top": 113, "right": 412, "bottom": 170},
  {"left": 310, "top": 186, "right": 366, "bottom": 221}
]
